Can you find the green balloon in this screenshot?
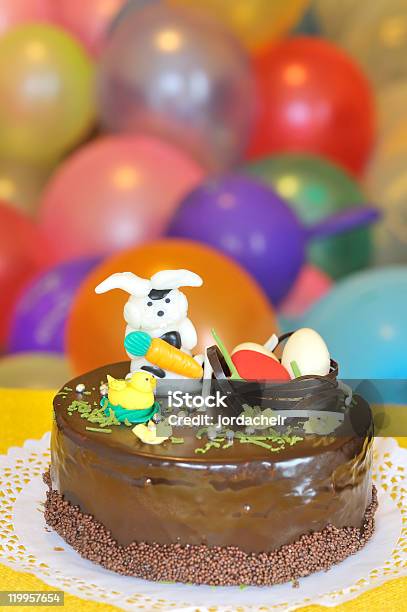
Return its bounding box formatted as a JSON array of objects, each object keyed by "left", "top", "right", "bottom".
[{"left": 246, "top": 154, "right": 372, "bottom": 279}]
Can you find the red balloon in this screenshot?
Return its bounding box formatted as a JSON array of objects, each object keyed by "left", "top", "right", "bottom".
[
  {"left": 0, "top": 204, "right": 53, "bottom": 345},
  {"left": 248, "top": 37, "right": 375, "bottom": 175}
]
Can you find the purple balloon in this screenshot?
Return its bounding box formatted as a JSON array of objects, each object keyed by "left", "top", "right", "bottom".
[
  {"left": 167, "top": 176, "right": 305, "bottom": 304},
  {"left": 7, "top": 257, "right": 102, "bottom": 354}
]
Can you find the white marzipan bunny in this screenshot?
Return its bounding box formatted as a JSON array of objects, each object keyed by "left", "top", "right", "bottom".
[{"left": 95, "top": 269, "right": 203, "bottom": 379}]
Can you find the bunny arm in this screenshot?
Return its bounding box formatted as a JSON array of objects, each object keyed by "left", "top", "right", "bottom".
[
  {"left": 178, "top": 317, "right": 198, "bottom": 351},
  {"left": 124, "top": 322, "right": 180, "bottom": 343}
]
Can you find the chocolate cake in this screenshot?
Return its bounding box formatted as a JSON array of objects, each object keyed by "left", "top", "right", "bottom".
[
  {"left": 45, "top": 360, "right": 375, "bottom": 586},
  {"left": 44, "top": 269, "right": 376, "bottom": 586}
]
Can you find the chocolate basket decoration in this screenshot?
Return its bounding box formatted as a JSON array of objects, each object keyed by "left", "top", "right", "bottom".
[{"left": 207, "top": 331, "right": 344, "bottom": 417}]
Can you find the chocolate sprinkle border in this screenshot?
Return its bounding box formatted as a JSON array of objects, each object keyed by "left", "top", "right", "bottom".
[{"left": 43, "top": 472, "right": 377, "bottom": 587}]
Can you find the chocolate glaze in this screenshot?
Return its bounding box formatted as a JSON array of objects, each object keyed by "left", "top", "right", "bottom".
[{"left": 51, "top": 362, "right": 373, "bottom": 554}]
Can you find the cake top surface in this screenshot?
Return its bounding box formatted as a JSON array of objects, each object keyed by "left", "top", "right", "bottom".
[{"left": 54, "top": 361, "right": 371, "bottom": 464}]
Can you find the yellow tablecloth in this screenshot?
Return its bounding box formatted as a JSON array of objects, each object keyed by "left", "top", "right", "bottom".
[{"left": 0, "top": 388, "right": 405, "bottom": 612}]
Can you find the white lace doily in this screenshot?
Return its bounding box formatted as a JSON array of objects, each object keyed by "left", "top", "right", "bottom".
[{"left": 0, "top": 434, "right": 406, "bottom": 612}]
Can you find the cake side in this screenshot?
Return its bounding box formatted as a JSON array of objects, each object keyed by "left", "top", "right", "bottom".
[{"left": 44, "top": 470, "right": 377, "bottom": 586}]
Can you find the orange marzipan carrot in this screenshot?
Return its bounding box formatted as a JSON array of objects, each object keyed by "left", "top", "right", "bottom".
[{"left": 146, "top": 338, "right": 203, "bottom": 379}]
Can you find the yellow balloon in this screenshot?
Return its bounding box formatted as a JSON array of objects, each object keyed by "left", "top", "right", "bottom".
[
  {"left": 338, "top": 0, "right": 407, "bottom": 87},
  {"left": 0, "top": 353, "right": 73, "bottom": 389},
  {"left": 0, "top": 24, "right": 95, "bottom": 165},
  {"left": 0, "top": 160, "right": 53, "bottom": 216},
  {"left": 313, "top": 0, "right": 362, "bottom": 38},
  {"left": 171, "top": 0, "right": 309, "bottom": 51},
  {"left": 376, "top": 82, "right": 407, "bottom": 159},
  {"left": 365, "top": 132, "right": 407, "bottom": 265}
]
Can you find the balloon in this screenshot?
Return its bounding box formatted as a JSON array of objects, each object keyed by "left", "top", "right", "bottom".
[
  {"left": 248, "top": 37, "right": 375, "bottom": 175},
  {"left": 8, "top": 257, "right": 102, "bottom": 354},
  {"left": 97, "top": 3, "right": 256, "bottom": 171},
  {"left": 167, "top": 175, "right": 379, "bottom": 304},
  {"left": 0, "top": 353, "right": 73, "bottom": 389},
  {"left": 376, "top": 81, "right": 407, "bottom": 143},
  {"left": 110, "top": 0, "right": 159, "bottom": 31},
  {"left": 367, "top": 85, "right": 407, "bottom": 267},
  {"left": 279, "top": 264, "right": 332, "bottom": 318},
  {"left": 0, "top": 204, "right": 53, "bottom": 346},
  {"left": 67, "top": 239, "right": 277, "bottom": 373},
  {"left": 338, "top": 0, "right": 407, "bottom": 88},
  {"left": 0, "top": 24, "right": 95, "bottom": 165},
  {"left": 171, "top": 0, "right": 308, "bottom": 51},
  {"left": 0, "top": 0, "right": 52, "bottom": 35},
  {"left": 365, "top": 141, "right": 407, "bottom": 266},
  {"left": 313, "top": 0, "right": 361, "bottom": 38},
  {"left": 247, "top": 154, "right": 373, "bottom": 279},
  {"left": 38, "top": 136, "right": 204, "bottom": 262},
  {"left": 53, "top": 0, "right": 127, "bottom": 57},
  {"left": 0, "top": 160, "right": 52, "bottom": 217},
  {"left": 301, "top": 266, "right": 407, "bottom": 385}
]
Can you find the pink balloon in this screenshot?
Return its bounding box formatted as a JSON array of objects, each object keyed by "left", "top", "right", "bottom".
[
  {"left": 53, "top": 0, "right": 127, "bottom": 57},
  {"left": 0, "top": 0, "right": 53, "bottom": 35},
  {"left": 279, "top": 264, "right": 332, "bottom": 318},
  {"left": 38, "top": 136, "right": 205, "bottom": 262}
]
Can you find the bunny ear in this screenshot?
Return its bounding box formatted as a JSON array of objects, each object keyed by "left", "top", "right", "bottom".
[
  {"left": 95, "top": 272, "right": 151, "bottom": 296},
  {"left": 151, "top": 269, "right": 203, "bottom": 290}
]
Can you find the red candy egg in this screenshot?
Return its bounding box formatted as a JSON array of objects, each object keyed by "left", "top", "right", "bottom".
[{"left": 231, "top": 343, "right": 290, "bottom": 381}]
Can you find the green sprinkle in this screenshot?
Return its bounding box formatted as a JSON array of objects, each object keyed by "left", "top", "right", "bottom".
[
  {"left": 123, "top": 418, "right": 132, "bottom": 427},
  {"left": 289, "top": 435, "right": 303, "bottom": 445},
  {"left": 290, "top": 360, "right": 302, "bottom": 378},
  {"left": 195, "top": 427, "right": 208, "bottom": 440},
  {"left": 239, "top": 438, "right": 273, "bottom": 450},
  {"left": 195, "top": 441, "right": 220, "bottom": 454},
  {"left": 239, "top": 584, "right": 248, "bottom": 590},
  {"left": 64, "top": 387, "right": 73, "bottom": 392},
  {"left": 170, "top": 437, "right": 184, "bottom": 444},
  {"left": 86, "top": 427, "right": 112, "bottom": 434},
  {"left": 67, "top": 399, "right": 120, "bottom": 428}
]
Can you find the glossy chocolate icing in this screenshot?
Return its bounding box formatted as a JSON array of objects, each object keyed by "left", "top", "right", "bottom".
[{"left": 51, "top": 362, "right": 373, "bottom": 554}]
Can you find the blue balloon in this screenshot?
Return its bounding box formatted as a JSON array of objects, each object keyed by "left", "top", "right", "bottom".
[{"left": 301, "top": 266, "right": 407, "bottom": 403}]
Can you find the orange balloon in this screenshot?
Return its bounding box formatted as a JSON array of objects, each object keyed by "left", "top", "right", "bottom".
[{"left": 67, "top": 239, "right": 277, "bottom": 374}]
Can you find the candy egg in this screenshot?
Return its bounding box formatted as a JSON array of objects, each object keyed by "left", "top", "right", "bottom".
[
  {"left": 231, "top": 342, "right": 279, "bottom": 360},
  {"left": 281, "top": 328, "right": 330, "bottom": 378},
  {"left": 231, "top": 342, "right": 290, "bottom": 381}
]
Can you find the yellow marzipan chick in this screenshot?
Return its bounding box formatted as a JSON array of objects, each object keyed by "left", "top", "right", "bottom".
[{"left": 107, "top": 372, "right": 156, "bottom": 410}]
